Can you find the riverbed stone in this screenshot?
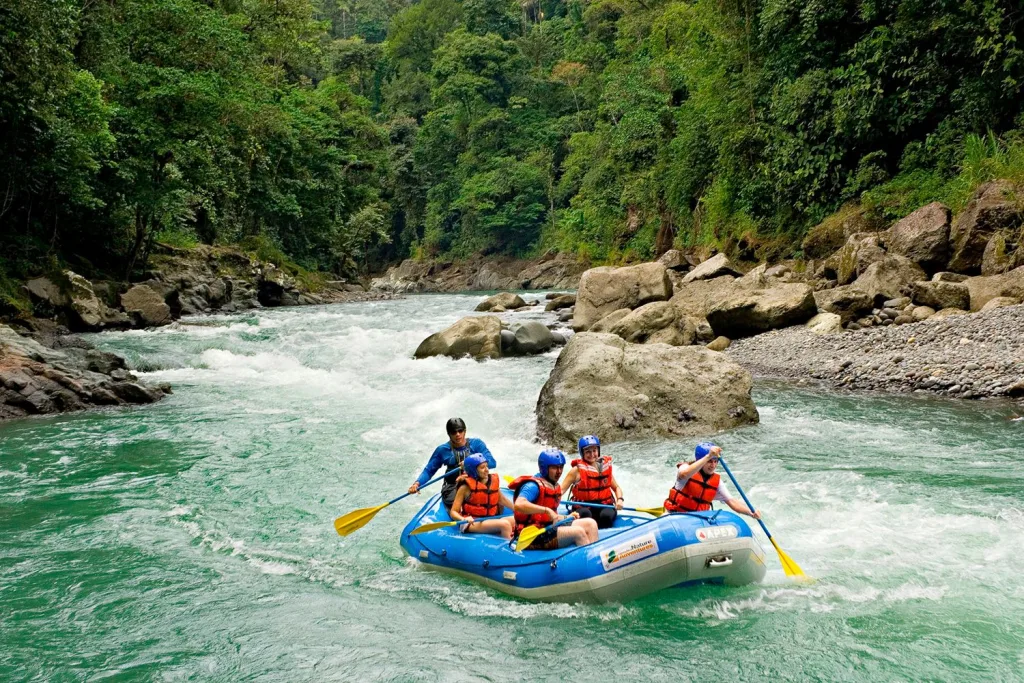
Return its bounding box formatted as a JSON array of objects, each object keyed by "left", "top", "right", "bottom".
[
  {"left": 535, "top": 332, "right": 758, "bottom": 448},
  {"left": 911, "top": 306, "right": 936, "bottom": 321},
  {"left": 573, "top": 263, "right": 672, "bottom": 330},
  {"left": 806, "top": 312, "right": 844, "bottom": 334},
  {"left": 476, "top": 292, "right": 526, "bottom": 312},
  {"left": 414, "top": 315, "right": 503, "bottom": 360},
  {"left": 820, "top": 232, "right": 887, "bottom": 285},
  {"left": 706, "top": 336, "right": 732, "bottom": 351}
]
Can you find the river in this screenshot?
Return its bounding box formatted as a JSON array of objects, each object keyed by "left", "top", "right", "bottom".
[{"left": 2, "top": 294, "right": 1023, "bottom": 680}]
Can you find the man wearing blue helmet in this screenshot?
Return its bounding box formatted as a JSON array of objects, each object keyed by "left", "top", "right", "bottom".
[
  {"left": 509, "top": 448, "right": 599, "bottom": 550},
  {"left": 408, "top": 417, "right": 496, "bottom": 509},
  {"left": 664, "top": 442, "right": 761, "bottom": 518}
]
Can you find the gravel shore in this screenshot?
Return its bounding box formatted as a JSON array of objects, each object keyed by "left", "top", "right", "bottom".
[{"left": 726, "top": 304, "right": 1024, "bottom": 400}]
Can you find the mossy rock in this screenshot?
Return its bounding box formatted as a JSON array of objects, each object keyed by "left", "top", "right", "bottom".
[{"left": 802, "top": 203, "right": 885, "bottom": 259}]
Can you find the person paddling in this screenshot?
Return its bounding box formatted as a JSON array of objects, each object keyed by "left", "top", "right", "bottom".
[
  {"left": 449, "top": 454, "right": 515, "bottom": 539},
  {"left": 510, "top": 448, "right": 599, "bottom": 550},
  {"left": 560, "top": 435, "right": 623, "bottom": 529},
  {"left": 664, "top": 442, "right": 761, "bottom": 519},
  {"left": 408, "top": 418, "right": 495, "bottom": 509}
]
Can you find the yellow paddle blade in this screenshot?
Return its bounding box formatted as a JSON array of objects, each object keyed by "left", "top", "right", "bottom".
[
  {"left": 636, "top": 506, "right": 665, "bottom": 517},
  {"left": 514, "top": 525, "right": 547, "bottom": 551},
  {"left": 502, "top": 475, "right": 514, "bottom": 485},
  {"left": 334, "top": 503, "right": 389, "bottom": 537},
  {"left": 770, "top": 537, "right": 809, "bottom": 580},
  {"left": 409, "top": 520, "right": 459, "bottom": 536}
]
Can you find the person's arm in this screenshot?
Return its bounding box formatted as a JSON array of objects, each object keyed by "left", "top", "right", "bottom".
[
  {"left": 716, "top": 486, "right": 761, "bottom": 519},
  {"left": 675, "top": 460, "right": 704, "bottom": 483},
  {"left": 610, "top": 474, "right": 624, "bottom": 510},
  {"left": 498, "top": 492, "right": 515, "bottom": 513},
  {"left": 409, "top": 445, "right": 445, "bottom": 493},
  {"left": 450, "top": 485, "right": 472, "bottom": 521},
  {"left": 472, "top": 439, "right": 496, "bottom": 468},
  {"left": 559, "top": 467, "right": 579, "bottom": 492},
  {"left": 513, "top": 483, "right": 561, "bottom": 523}
]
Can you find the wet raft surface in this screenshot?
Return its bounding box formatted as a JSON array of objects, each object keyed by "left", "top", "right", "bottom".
[{"left": 1, "top": 295, "right": 1023, "bottom": 680}]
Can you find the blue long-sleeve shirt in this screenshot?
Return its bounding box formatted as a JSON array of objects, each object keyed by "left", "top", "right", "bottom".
[{"left": 415, "top": 438, "right": 495, "bottom": 487}]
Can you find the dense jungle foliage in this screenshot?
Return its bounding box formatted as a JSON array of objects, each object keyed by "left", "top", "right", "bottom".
[{"left": 3, "top": 0, "right": 1024, "bottom": 306}]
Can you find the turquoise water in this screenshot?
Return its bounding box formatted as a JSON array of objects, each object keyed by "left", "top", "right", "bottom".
[{"left": 2, "top": 295, "right": 1023, "bottom": 681}]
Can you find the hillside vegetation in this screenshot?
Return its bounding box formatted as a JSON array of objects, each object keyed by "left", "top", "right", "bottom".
[{"left": 3, "top": 0, "right": 1024, "bottom": 311}]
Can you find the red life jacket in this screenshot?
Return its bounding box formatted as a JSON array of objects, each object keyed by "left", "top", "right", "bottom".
[
  {"left": 569, "top": 456, "right": 614, "bottom": 504},
  {"left": 665, "top": 469, "right": 719, "bottom": 512},
  {"left": 461, "top": 473, "right": 501, "bottom": 517},
  {"left": 510, "top": 475, "right": 562, "bottom": 532}
]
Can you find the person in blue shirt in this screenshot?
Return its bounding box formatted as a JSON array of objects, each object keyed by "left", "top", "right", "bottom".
[
  {"left": 408, "top": 417, "right": 496, "bottom": 509},
  {"left": 510, "top": 449, "right": 598, "bottom": 550}
]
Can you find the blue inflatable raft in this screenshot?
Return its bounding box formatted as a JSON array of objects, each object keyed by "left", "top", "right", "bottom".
[{"left": 399, "top": 490, "right": 767, "bottom": 603}]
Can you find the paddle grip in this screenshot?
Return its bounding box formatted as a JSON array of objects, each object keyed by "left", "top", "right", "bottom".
[{"left": 389, "top": 471, "right": 450, "bottom": 506}]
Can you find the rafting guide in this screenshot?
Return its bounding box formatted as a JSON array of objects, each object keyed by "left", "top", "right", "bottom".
[{"left": 407, "top": 417, "right": 495, "bottom": 509}]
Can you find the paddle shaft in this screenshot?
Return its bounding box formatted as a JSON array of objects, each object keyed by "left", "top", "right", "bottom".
[
  {"left": 717, "top": 457, "right": 773, "bottom": 539},
  {"left": 392, "top": 470, "right": 452, "bottom": 506},
  {"left": 561, "top": 500, "right": 652, "bottom": 514}
]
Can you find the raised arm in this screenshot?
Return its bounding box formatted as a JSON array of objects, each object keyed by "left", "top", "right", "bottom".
[{"left": 409, "top": 445, "right": 445, "bottom": 493}]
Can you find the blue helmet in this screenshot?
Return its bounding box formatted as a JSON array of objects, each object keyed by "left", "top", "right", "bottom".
[
  {"left": 694, "top": 442, "right": 718, "bottom": 461},
  {"left": 538, "top": 448, "right": 566, "bottom": 479},
  {"left": 578, "top": 435, "right": 600, "bottom": 457},
  {"left": 463, "top": 453, "right": 488, "bottom": 480}
]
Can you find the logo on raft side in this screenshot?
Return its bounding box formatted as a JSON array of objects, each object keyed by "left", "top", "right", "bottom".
[
  {"left": 695, "top": 525, "right": 738, "bottom": 542},
  {"left": 600, "top": 533, "right": 659, "bottom": 572}
]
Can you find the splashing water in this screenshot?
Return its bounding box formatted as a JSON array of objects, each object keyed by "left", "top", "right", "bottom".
[{"left": 2, "top": 294, "right": 1023, "bottom": 680}]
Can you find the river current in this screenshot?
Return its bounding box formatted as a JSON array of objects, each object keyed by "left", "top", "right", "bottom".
[{"left": 2, "top": 294, "right": 1023, "bottom": 681}]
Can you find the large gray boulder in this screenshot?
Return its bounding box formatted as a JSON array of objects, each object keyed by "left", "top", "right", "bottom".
[
  {"left": 572, "top": 263, "right": 672, "bottom": 330},
  {"left": 850, "top": 255, "right": 927, "bottom": 304},
  {"left": 65, "top": 271, "right": 104, "bottom": 329},
  {"left": 964, "top": 266, "right": 1024, "bottom": 311},
  {"left": 806, "top": 312, "right": 843, "bottom": 334},
  {"left": 910, "top": 281, "right": 970, "bottom": 311},
  {"left": 681, "top": 253, "right": 742, "bottom": 283},
  {"left": 668, "top": 275, "right": 737, "bottom": 319},
  {"left": 535, "top": 332, "right": 758, "bottom": 447},
  {"left": 886, "top": 202, "right": 951, "bottom": 272},
  {"left": 475, "top": 292, "right": 526, "bottom": 312},
  {"left": 657, "top": 249, "right": 690, "bottom": 271},
  {"left": 414, "top": 316, "right": 502, "bottom": 360},
  {"left": 801, "top": 203, "right": 885, "bottom": 259},
  {"left": 949, "top": 181, "right": 1023, "bottom": 273},
  {"left": 813, "top": 285, "right": 874, "bottom": 324},
  {"left": 510, "top": 321, "right": 555, "bottom": 355},
  {"left": 608, "top": 301, "right": 698, "bottom": 346},
  {"left": 705, "top": 282, "right": 817, "bottom": 338},
  {"left": 121, "top": 284, "right": 172, "bottom": 327}
]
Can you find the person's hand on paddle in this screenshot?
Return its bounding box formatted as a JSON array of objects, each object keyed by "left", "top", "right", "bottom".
[
  {"left": 615, "top": 496, "right": 624, "bottom": 511},
  {"left": 407, "top": 482, "right": 420, "bottom": 495},
  {"left": 461, "top": 515, "right": 475, "bottom": 523},
  {"left": 749, "top": 509, "right": 762, "bottom": 520}
]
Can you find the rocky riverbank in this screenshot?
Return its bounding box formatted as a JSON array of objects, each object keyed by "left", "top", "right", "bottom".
[
  {"left": 726, "top": 303, "right": 1024, "bottom": 399},
  {"left": 370, "top": 252, "right": 587, "bottom": 293},
  {"left": 0, "top": 321, "right": 169, "bottom": 420}
]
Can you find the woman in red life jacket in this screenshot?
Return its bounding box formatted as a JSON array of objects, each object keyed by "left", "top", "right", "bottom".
[
  {"left": 510, "top": 448, "right": 599, "bottom": 550},
  {"left": 450, "top": 454, "right": 516, "bottom": 539},
  {"left": 664, "top": 442, "right": 762, "bottom": 519},
  {"left": 560, "top": 435, "right": 623, "bottom": 529}
]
